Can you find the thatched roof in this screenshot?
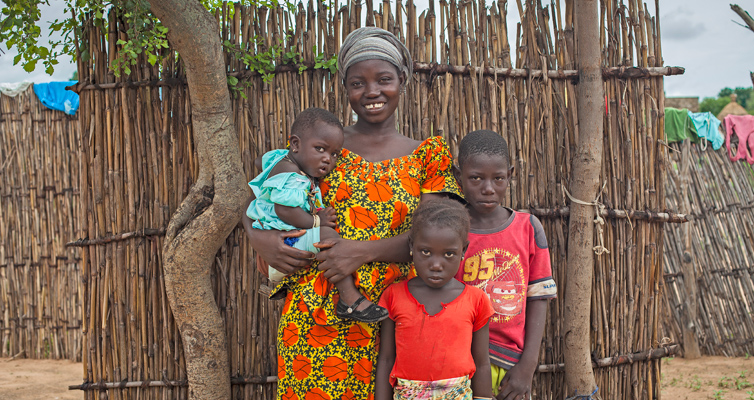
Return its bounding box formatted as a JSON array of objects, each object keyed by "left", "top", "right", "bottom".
[{"left": 717, "top": 94, "right": 749, "bottom": 120}]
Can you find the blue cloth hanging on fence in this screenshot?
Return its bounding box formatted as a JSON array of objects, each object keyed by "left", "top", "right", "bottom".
[
  {"left": 689, "top": 111, "right": 724, "bottom": 150},
  {"left": 33, "top": 81, "right": 79, "bottom": 115}
]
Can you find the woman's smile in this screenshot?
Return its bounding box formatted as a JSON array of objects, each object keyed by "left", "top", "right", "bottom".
[{"left": 345, "top": 59, "right": 404, "bottom": 125}]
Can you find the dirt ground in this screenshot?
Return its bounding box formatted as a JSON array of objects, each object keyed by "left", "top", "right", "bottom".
[
  {"left": 662, "top": 356, "right": 754, "bottom": 400},
  {"left": 1, "top": 355, "right": 754, "bottom": 399},
  {"left": 0, "top": 357, "right": 83, "bottom": 400}
]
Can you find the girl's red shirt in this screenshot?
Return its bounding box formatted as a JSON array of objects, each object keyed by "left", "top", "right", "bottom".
[{"left": 378, "top": 280, "right": 494, "bottom": 385}]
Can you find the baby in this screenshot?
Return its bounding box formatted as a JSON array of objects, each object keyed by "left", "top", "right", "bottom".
[{"left": 247, "top": 107, "right": 388, "bottom": 323}]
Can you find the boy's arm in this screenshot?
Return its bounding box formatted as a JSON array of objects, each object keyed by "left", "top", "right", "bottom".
[
  {"left": 496, "top": 299, "right": 547, "bottom": 400},
  {"left": 375, "top": 318, "right": 396, "bottom": 400},
  {"left": 471, "top": 322, "right": 493, "bottom": 398}
]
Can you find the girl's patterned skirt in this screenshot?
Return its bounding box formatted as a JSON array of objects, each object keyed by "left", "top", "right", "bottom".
[{"left": 394, "top": 376, "right": 472, "bottom": 400}]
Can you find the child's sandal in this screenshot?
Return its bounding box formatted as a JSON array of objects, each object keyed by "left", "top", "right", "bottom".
[{"left": 336, "top": 295, "right": 389, "bottom": 323}]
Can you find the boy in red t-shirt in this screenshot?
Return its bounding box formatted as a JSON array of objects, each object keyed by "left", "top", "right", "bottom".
[{"left": 454, "top": 130, "right": 558, "bottom": 400}]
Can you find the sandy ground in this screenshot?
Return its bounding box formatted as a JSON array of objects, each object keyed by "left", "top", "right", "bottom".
[
  {"left": 1, "top": 355, "right": 754, "bottom": 399},
  {"left": 0, "top": 358, "right": 83, "bottom": 400},
  {"left": 661, "top": 356, "right": 754, "bottom": 400}
]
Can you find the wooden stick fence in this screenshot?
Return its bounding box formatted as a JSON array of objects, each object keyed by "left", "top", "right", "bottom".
[
  {"left": 663, "top": 142, "right": 754, "bottom": 357},
  {"left": 67, "top": 65, "right": 684, "bottom": 92},
  {"left": 71, "top": 0, "right": 673, "bottom": 398},
  {"left": 0, "top": 87, "right": 83, "bottom": 362}
]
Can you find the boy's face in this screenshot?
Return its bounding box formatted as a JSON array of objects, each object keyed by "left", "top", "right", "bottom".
[
  {"left": 290, "top": 121, "right": 344, "bottom": 178},
  {"left": 456, "top": 153, "right": 514, "bottom": 216}
]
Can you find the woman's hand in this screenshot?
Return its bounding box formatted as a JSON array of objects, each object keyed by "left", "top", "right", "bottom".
[
  {"left": 317, "top": 207, "right": 337, "bottom": 228},
  {"left": 250, "top": 229, "right": 314, "bottom": 275},
  {"left": 314, "top": 238, "right": 369, "bottom": 283}
]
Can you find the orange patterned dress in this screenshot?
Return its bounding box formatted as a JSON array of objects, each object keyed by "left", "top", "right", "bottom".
[{"left": 272, "top": 136, "right": 461, "bottom": 400}]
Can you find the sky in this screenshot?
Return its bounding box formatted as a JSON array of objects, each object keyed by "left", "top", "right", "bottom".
[{"left": 3, "top": 0, "right": 754, "bottom": 100}]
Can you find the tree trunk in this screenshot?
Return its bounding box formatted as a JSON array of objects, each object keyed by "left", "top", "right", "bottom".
[
  {"left": 563, "top": 0, "right": 602, "bottom": 397},
  {"left": 146, "top": 1, "right": 247, "bottom": 399},
  {"left": 678, "top": 140, "right": 701, "bottom": 359}
]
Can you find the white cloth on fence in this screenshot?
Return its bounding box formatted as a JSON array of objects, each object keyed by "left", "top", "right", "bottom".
[{"left": 0, "top": 82, "right": 33, "bottom": 97}]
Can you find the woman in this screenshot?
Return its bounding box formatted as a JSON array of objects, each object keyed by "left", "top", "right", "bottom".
[{"left": 245, "top": 27, "right": 461, "bottom": 400}]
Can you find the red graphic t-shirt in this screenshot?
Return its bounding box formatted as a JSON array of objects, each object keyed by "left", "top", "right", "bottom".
[{"left": 454, "top": 209, "right": 557, "bottom": 369}]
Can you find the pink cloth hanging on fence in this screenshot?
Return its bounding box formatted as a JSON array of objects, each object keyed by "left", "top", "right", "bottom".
[{"left": 724, "top": 115, "right": 754, "bottom": 164}]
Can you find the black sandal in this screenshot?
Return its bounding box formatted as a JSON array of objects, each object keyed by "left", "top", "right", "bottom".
[{"left": 336, "top": 295, "right": 389, "bottom": 323}]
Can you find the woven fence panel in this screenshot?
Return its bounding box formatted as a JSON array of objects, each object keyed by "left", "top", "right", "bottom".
[
  {"left": 663, "top": 143, "right": 754, "bottom": 356},
  {"left": 0, "top": 87, "right": 83, "bottom": 361}
]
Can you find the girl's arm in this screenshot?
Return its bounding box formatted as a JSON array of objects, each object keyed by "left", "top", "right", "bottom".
[
  {"left": 262, "top": 158, "right": 329, "bottom": 229},
  {"left": 275, "top": 204, "right": 338, "bottom": 229},
  {"left": 241, "top": 195, "right": 314, "bottom": 275},
  {"left": 471, "top": 322, "right": 494, "bottom": 399},
  {"left": 375, "top": 318, "right": 396, "bottom": 400},
  {"left": 496, "top": 299, "right": 547, "bottom": 400},
  {"left": 275, "top": 204, "right": 317, "bottom": 229},
  {"left": 313, "top": 192, "right": 449, "bottom": 283}
]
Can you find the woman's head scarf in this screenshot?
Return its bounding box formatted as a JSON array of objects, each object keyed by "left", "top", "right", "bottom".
[{"left": 338, "top": 27, "right": 413, "bottom": 84}]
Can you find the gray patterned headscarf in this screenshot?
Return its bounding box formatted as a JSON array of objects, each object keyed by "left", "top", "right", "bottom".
[{"left": 338, "top": 27, "right": 413, "bottom": 84}]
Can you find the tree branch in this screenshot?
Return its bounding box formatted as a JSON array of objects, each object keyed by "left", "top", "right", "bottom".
[{"left": 731, "top": 4, "right": 754, "bottom": 33}]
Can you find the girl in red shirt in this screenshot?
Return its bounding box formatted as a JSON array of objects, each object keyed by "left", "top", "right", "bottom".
[{"left": 376, "top": 198, "right": 495, "bottom": 400}]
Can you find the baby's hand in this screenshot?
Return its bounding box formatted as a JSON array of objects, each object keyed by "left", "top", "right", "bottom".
[{"left": 317, "top": 207, "right": 337, "bottom": 228}]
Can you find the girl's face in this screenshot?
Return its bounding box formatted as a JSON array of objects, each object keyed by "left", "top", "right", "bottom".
[
  {"left": 344, "top": 59, "right": 405, "bottom": 125},
  {"left": 410, "top": 226, "right": 467, "bottom": 289},
  {"left": 289, "top": 121, "right": 343, "bottom": 178}
]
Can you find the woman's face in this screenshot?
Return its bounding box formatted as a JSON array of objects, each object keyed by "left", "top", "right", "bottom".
[{"left": 344, "top": 59, "right": 405, "bottom": 125}]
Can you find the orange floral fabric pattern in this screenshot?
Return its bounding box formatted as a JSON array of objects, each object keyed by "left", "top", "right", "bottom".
[{"left": 275, "top": 136, "right": 460, "bottom": 400}]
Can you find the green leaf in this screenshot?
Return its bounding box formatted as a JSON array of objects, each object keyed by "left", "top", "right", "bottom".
[
  {"left": 23, "top": 59, "right": 37, "bottom": 72},
  {"left": 13, "top": 54, "right": 21, "bottom": 65},
  {"left": 227, "top": 75, "right": 239, "bottom": 86},
  {"left": 148, "top": 53, "right": 157, "bottom": 65}
]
